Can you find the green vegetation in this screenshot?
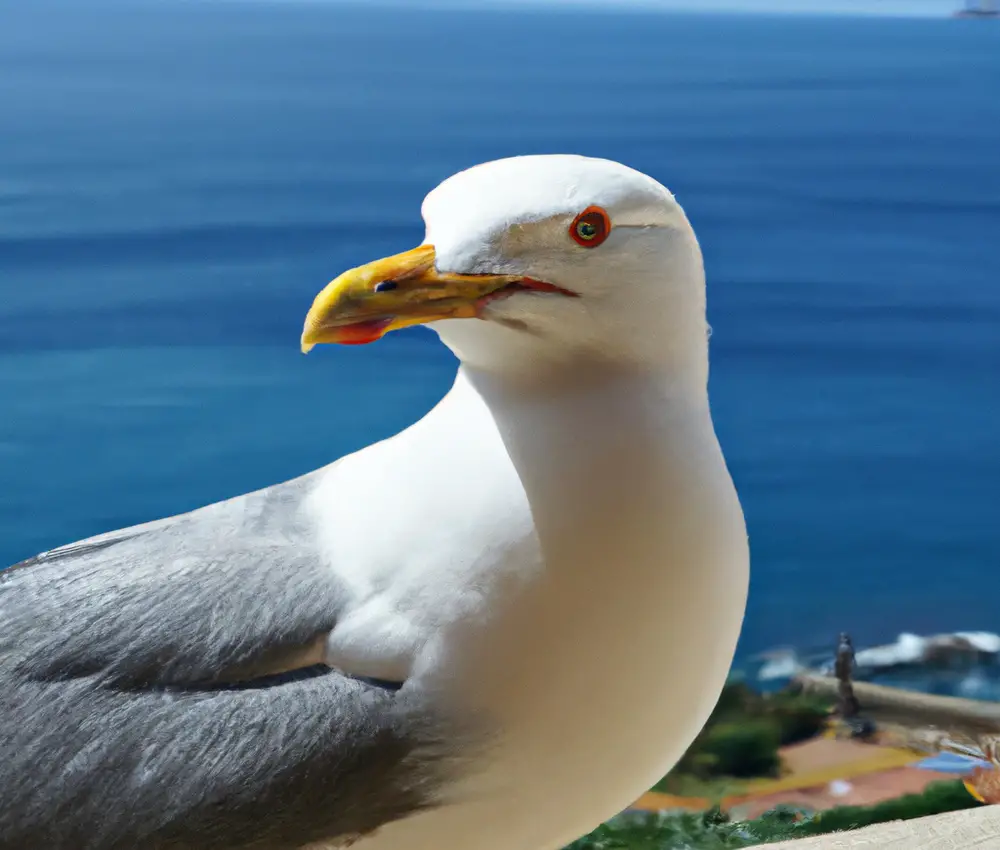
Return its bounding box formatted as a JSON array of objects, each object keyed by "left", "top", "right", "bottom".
[
  {"left": 694, "top": 721, "right": 782, "bottom": 779},
  {"left": 565, "top": 781, "right": 981, "bottom": 850},
  {"left": 656, "top": 683, "right": 830, "bottom": 793},
  {"left": 793, "top": 779, "right": 980, "bottom": 834}
]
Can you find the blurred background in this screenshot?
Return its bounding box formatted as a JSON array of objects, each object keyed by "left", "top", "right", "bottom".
[{"left": 0, "top": 0, "right": 997, "bottom": 689}]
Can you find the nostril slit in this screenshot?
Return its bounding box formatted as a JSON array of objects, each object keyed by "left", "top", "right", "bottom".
[{"left": 375, "top": 280, "right": 398, "bottom": 293}]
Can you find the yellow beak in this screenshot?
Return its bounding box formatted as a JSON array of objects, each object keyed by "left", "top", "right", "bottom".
[{"left": 301, "top": 244, "right": 573, "bottom": 352}]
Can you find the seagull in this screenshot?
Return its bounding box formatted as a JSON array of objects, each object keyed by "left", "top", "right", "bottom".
[{"left": 0, "top": 155, "right": 749, "bottom": 850}]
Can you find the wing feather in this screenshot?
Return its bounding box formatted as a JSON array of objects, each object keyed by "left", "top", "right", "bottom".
[{"left": 0, "top": 471, "right": 465, "bottom": 850}]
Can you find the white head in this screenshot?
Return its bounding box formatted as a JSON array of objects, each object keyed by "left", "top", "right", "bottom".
[{"left": 302, "top": 155, "right": 708, "bottom": 384}]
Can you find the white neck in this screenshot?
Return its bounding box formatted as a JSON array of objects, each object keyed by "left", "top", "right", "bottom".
[
  {"left": 458, "top": 362, "right": 748, "bottom": 723},
  {"left": 465, "top": 361, "right": 734, "bottom": 574}
]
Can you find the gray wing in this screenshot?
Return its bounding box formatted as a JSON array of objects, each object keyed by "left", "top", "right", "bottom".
[{"left": 0, "top": 471, "right": 460, "bottom": 850}]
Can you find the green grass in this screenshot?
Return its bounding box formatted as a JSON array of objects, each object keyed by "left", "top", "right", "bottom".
[{"left": 565, "top": 781, "right": 981, "bottom": 850}]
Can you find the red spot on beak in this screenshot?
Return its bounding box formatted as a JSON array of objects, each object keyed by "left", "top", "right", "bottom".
[{"left": 334, "top": 319, "right": 394, "bottom": 345}]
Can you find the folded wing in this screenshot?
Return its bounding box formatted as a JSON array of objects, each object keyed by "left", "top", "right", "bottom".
[{"left": 0, "top": 471, "right": 458, "bottom": 850}]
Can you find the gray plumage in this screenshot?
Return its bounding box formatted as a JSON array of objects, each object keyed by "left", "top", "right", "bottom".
[{"left": 0, "top": 471, "right": 466, "bottom": 850}]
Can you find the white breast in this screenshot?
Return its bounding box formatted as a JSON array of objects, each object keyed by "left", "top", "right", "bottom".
[{"left": 308, "top": 369, "right": 748, "bottom": 850}]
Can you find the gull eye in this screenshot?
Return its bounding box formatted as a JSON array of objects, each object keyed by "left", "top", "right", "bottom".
[{"left": 569, "top": 206, "right": 611, "bottom": 248}]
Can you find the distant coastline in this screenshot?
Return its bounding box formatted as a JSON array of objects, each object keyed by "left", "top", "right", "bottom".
[{"left": 747, "top": 631, "right": 1000, "bottom": 702}]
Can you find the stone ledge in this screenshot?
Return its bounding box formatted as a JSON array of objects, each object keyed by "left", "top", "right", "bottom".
[{"left": 764, "top": 805, "right": 1000, "bottom": 848}]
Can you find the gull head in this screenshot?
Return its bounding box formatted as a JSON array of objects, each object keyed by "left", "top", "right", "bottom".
[{"left": 302, "top": 155, "right": 708, "bottom": 377}]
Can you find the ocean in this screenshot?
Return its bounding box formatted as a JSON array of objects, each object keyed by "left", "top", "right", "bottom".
[{"left": 1, "top": 0, "right": 997, "bottom": 672}]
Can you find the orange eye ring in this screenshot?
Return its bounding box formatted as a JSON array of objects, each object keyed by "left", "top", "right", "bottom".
[{"left": 569, "top": 206, "right": 611, "bottom": 248}]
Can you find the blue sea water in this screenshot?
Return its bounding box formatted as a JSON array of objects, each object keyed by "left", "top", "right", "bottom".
[{"left": 0, "top": 0, "right": 997, "bottom": 660}]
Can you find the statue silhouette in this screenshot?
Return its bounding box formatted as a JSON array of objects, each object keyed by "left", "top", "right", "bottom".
[{"left": 835, "top": 633, "right": 861, "bottom": 719}]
